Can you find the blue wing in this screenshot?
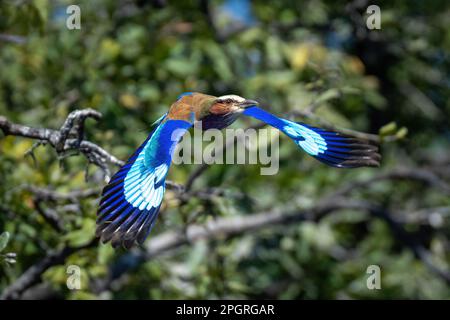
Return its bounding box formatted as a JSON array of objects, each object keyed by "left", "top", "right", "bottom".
[
  {"left": 96, "top": 115, "right": 192, "bottom": 249},
  {"left": 242, "top": 106, "right": 380, "bottom": 168}
]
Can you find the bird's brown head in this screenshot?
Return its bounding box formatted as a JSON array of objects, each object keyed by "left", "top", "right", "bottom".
[
  {"left": 200, "top": 94, "right": 258, "bottom": 130},
  {"left": 169, "top": 93, "right": 258, "bottom": 130},
  {"left": 209, "top": 94, "right": 258, "bottom": 115}
]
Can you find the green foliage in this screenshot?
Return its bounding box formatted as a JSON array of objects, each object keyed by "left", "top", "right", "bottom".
[
  {"left": 0, "top": 232, "right": 10, "bottom": 253},
  {"left": 0, "top": 0, "right": 449, "bottom": 299}
]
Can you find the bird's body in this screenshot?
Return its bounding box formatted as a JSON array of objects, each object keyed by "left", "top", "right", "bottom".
[{"left": 97, "top": 92, "right": 381, "bottom": 248}]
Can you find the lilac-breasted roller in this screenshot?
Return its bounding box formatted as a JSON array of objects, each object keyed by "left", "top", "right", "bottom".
[{"left": 96, "top": 92, "right": 381, "bottom": 248}]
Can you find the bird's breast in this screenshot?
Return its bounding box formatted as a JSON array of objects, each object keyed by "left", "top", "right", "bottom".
[{"left": 195, "top": 112, "right": 241, "bottom": 130}]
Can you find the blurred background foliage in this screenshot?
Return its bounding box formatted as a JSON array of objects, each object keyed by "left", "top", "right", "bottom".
[{"left": 0, "top": 0, "right": 449, "bottom": 299}]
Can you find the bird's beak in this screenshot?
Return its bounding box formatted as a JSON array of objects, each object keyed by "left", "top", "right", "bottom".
[{"left": 239, "top": 99, "right": 259, "bottom": 108}]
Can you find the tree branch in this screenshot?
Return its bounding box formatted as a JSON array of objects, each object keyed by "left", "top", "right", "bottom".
[
  {"left": 0, "top": 110, "right": 183, "bottom": 189},
  {"left": 21, "top": 185, "right": 99, "bottom": 203},
  {"left": 329, "top": 167, "right": 450, "bottom": 199}
]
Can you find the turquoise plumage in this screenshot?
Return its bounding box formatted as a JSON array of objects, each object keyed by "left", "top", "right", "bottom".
[{"left": 97, "top": 92, "right": 380, "bottom": 248}]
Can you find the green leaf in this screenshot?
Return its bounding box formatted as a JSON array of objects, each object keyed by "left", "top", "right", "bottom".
[
  {"left": 0, "top": 231, "right": 10, "bottom": 252},
  {"left": 396, "top": 127, "right": 409, "bottom": 139},
  {"left": 165, "top": 59, "right": 198, "bottom": 77},
  {"left": 379, "top": 122, "right": 397, "bottom": 136},
  {"left": 63, "top": 219, "right": 95, "bottom": 247},
  {"left": 315, "top": 88, "right": 340, "bottom": 105}
]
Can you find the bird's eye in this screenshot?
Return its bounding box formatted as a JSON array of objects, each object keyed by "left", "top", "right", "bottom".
[{"left": 226, "top": 99, "right": 233, "bottom": 104}]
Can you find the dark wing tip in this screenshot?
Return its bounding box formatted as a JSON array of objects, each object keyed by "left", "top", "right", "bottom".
[
  {"left": 97, "top": 221, "right": 141, "bottom": 250},
  {"left": 96, "top": 203, "right": 160, "bottom": 249},
  {"left": 297, "top": 123, "right": 381, "bottom": 169},
  {"left": 337, "top": 138, "right": 381, "bottom": 168},
  {"left": 314, "top": 132, "right": 382, "bottom": 169}
]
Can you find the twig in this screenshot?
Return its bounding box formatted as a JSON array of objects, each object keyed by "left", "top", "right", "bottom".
[
  {"left": 329, "top": 167, "right": 450, "bottom": 199},
  {"left": 34, "top": 201, "right": 65, "bottom": 233},
  {"left": 0, "top": 34, "right": 27, "bottom": 44},
  {"left": 21, "top": 185, "right": 99, "bottom": 202}
]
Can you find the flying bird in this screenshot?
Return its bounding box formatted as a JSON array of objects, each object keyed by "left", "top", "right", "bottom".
[{"left": 96, "top": 92, "right": 381, "bottom": 248}]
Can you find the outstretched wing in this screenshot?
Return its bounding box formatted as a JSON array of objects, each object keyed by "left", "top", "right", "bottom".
[
  {"left": 242, "top": 106, "right": 380, "bottom": 168},
  {"left": 96, "top": 115, "right": 192, "bottom": 249}
]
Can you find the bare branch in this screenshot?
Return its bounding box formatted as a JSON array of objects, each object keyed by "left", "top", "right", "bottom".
[
  {"left": 56, "top": 109, "right": 102, "bottom": 152},
  {"left": 0, "top": 110, "right": 117, "bottom": 172},
  {"left": 21, "top": 185, "right": 99, "bottom": 202},
  {"left": 34, "top": 201, "right": 65, "bottom": 233},
  {"left": 329, "top": 167, "right": 450, "bottom": 199},
  {"left": 0, "top": 34, "right": 27, "bottom": 44},
  {"left": 0, "top": 111, "right": 188, "bottom": 188}
]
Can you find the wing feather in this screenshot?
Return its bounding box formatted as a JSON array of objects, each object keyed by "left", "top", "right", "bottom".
[
  {"left": 242, "top": 106, "right": 380, "bottom": 168},
  {"left": 96, "top": 115, "right": 192, "bottom": 249}
]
